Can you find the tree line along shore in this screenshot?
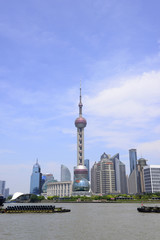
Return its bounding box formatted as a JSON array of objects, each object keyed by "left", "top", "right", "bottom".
[{"left": 7, "top": 193, "right": 160, "bottom": 203}]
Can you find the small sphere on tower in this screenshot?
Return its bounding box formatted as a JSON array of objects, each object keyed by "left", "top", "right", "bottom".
[{"left": 75, "top": 117, "right": 87, "bottom": 128}]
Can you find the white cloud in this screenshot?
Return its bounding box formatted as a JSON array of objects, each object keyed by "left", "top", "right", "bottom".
[
  {"left": 85, "top": 71, "right": 160, "bottom": 120},
  {"left": 137, "top": 140, "right": 160, "bottom": 164},
  {"left": 82, "top": 70, "right": 160, "bottom": 154}
]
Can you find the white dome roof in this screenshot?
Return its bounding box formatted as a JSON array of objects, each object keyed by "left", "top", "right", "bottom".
[{"left": 11, "top": 192, "right": 24, "bottom": 200}]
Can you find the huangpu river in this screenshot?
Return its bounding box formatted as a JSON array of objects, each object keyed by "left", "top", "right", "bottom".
[{"left": 0, "top": 202, "right": 160, "bottom": 240}]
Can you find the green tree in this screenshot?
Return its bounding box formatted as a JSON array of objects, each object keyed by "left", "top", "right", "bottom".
[
  {"left": 7, "top": 195, "right": 12, "bottom": 200},
  {"left": 30, "top": 194, "right": 39, "bottom": 202},
  {"left": 38, "top": 196, "right": 45, "bottom": 201}
]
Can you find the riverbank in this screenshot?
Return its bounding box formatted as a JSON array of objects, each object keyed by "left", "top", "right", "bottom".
[{"left": 40, "top": 199, "right": 160, "bottom": 204}]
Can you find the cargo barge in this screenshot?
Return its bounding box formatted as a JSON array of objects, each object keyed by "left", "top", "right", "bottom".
[
  {"left": 0, "top": 205, "right": 70, "bottom": 213},
  {"left": 137, "top": 205, "right": 160, "bottom": 213}
]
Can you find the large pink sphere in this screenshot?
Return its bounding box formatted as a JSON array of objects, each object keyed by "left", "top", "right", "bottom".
[
  {"left": 75, "top": 117, "right": 87, "bottom": 128},
  {"left": 74, "top": 165, "right": 88, "bottom": 178}
]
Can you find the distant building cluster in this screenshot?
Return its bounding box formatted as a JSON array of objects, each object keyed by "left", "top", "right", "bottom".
[
  {"left": 30, "top": 161, "right": 72, "bottom": 197},
  {"left": 29, "top": 147, "right": 160, "bottom": 197},
  {"left": 28, "top": 86, "right": 160, "bottom": 197},
  {"left": 0, "top": 180, "right": 9, "bottom": 198},
  {"left": 128, "top": 149, "right": 160, "bottom": 194},
  {"left": 3, "top": 86, "right": 159, "bottom": 198}
]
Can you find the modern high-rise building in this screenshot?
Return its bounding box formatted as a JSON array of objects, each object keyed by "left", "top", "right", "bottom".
[
  {"left": 137, "top": 158, "right": 147, "bottom": 193},
  {"left": 143, "top": 165, "right": 160, "bottom": 193},
  {"left": 128, "top": 168, "right": 138, "bottom": 194},
  {"left": 91, "top": 153, "right": 115, "bottom": 195},
  {"left": 110, "top": 154, "right": 121, "bottom": 192},
  {"left": 119, "top": 161, "right": 128, "bottom": 194},
  {"left": 4, "top": 188, "right": 9, "bottom": 198},
  {"left": 61, "top": 165, "right": 71, "bottom": 181},
  {"left": 129, "top": 149, "right": 137, "bottom": 175},
  {"left": 30, "top": 160, "right": 42, "bottom": 195},
  {"left": 128, "top": 149, "right": 139, "bottom": 194},
  {"left": 84, "top": 159, "right": 90, "bottom": 181},
  {"left": 105, "top": 153, "right": 128, "bottom": 194},
  {"left": 72, "top": 85, "right": 90, "bottom": 194},
  {"left": 91, "top": 162, "right": 98, "bottom": 194},
  {"left": 0, "top": 180, "right": 5, "bottom": 196}
]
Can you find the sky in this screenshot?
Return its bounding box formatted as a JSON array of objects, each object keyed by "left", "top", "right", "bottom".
[{"left": 0, "top": 0, "right": 160, "bottom": 194}]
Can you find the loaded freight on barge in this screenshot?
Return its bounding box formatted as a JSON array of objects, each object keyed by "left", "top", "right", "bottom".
[{"left": 0, "top": 205, "right": 71, "bottom": 214}]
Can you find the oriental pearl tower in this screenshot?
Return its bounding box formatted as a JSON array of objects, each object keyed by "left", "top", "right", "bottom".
[{"left": 72, "top": 84, "right": 90, "bottom": 193}]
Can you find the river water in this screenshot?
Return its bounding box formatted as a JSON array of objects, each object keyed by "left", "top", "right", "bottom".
[{"left": 0, "top": 202, "right": 160, "bottom": 240}]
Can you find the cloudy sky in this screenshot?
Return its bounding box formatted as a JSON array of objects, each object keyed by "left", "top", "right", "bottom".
[{"left": 0, "top": 0, "right": 160, "bottom": 194}]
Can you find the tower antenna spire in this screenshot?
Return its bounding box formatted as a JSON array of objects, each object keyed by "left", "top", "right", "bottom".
[
  {"left": 79, "top": 80, "right": 83, "bottom": 116},
  {"left": 80, "top": 79, "right": 81, "bottom": 99}
]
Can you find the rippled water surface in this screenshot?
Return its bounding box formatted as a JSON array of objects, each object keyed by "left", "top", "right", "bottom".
[{"left": 0, "top": 203, "right": 160, "bottom": 240}]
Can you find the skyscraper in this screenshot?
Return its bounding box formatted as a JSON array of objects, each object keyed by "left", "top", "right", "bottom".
[
  {"left": 119, "top": 161, "right": 128, "bottom": 194},
  {"left": 72, "top": 85, "right": 90, "bottom": 193},
  {"left": 30, "top": 159, "right": 42, "bottom": 195},
  {"left": 143, "top": 165, "right": 160, "bottom": 193},
  {"left": 91, "top": 153, "right": 116, "bottom": 195},
  {"left": 110, "top": 153, "right": 128, "bottom": 194},
  {"left": 84, "top": 159, "right": 90, "bottom": 181},
  {"left": 4, "top": 188, "right": 9, "bottom": 198},
  {"left": 61, "top": 165, "right": 71, "bottom": 181},
  {"left": 128, "top": 149, "right": 139, "bottom": 194},
  {"left": 0, "top": 180, "right": 5, "bottom": 196},
  {"left": 137, "top": 158, "right": 147, "bottom": 193},
  {"left": 129, "top": 149, "right": 137, "bottom": 175},
  {"left": 110, "top": 154, "right": 120, "bottom": 192}
]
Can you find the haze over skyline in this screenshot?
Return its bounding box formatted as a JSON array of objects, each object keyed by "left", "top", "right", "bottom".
[{"left": 0, "top": 0, "right": 160, "bottom": 194}]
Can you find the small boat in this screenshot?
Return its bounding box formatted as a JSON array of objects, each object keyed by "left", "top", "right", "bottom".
[
  {"left": 137, "top": 205, "right": 160, "bottom": 213},
  {"left": 0, "top": 205, "right": 71, "bottom": 214}
]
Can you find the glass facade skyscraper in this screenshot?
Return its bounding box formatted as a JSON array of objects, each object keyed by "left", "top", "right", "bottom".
[
  {"left": 129, "top": 149, "right": 137, "bottom": 175},
  {"left": 0, "top": 180, "right": 5, "bottom": 196},
  {"left": 84, "top": 159, "right": 90, "bottom": 181},
  {"left": 30, "top": 160, "right": 42, "bottom": 195},
  {"left": 61, "top": 165, "right": 71, "bottom": 181},
  {"left": 144, "top": 165, "right": 160, "bottom": 193}
]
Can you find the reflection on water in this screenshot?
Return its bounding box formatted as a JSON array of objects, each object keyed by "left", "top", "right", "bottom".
[{"left": 0, "top": 203, "right": 160, "bottom": 240}]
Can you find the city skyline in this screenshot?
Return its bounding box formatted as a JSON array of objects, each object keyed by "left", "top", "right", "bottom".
[{"left": 0, "top": 1, "right": 160, "bottom": 194}]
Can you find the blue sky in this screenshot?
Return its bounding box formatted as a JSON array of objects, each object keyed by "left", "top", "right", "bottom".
[{"left": 0, "top": 0, "right": 160, "bottom": 194}]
